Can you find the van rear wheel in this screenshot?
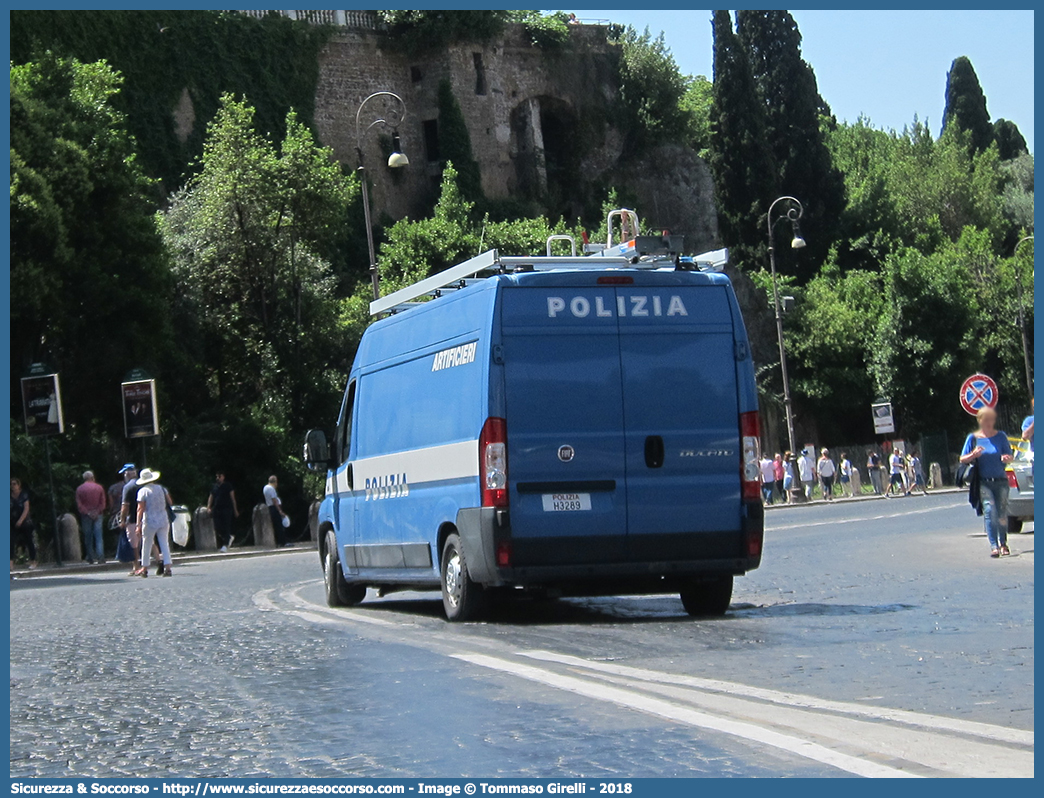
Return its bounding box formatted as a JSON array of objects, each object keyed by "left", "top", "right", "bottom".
[
  {"left": 680, "top": 576, "right": 733, "bottom": 617},
  {"left": 441, "top": 533, "right": 485, "bottom": 622},
  {"left": 324, "top": 531, "right": 366, "bottom": 607},
  {"left": 1008, "top": 516, "right": 1024, "bottom": 534}
]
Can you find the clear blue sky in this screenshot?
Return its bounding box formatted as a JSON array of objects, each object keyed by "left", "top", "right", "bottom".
[{"left": 572, "top": 9, "right": 1035, "bottom": 152}]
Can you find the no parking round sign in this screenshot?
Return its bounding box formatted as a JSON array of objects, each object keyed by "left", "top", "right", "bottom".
[{"left": 960, "top": 373, "right": 999, "bottom": 415}]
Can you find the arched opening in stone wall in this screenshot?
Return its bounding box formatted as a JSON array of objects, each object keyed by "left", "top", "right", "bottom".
[
  {"left": 509, "top": 96, "right": 580, "bottom": 216},
  {"left": 538, "top": 97, "right": 580, "bottom": 218}
]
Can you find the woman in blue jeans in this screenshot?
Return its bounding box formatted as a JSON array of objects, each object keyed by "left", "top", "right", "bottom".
[{"left": 959, "top": 407, "right": 1014, "bottom": 557}]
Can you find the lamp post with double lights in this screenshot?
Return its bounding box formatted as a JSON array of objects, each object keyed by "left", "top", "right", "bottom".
[
  {"left": 1013, "top": 235, "right": 1034, "bottom": 397},
  {"left": 356, "top": 91, "right": 410, "bottom": 301},
  {"left": 766, "top": 195, "right": 806, "bottom": 464}
]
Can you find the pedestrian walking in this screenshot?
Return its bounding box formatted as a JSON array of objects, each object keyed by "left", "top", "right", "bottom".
[
  {"left": 119, "top": 464, "right": 141, "bottom": 574},
  {"left": 885, "top": 448, "right": 909, "bottom": 496},
  {"left": 817, "top": 449, "right": 836, "bottom": 500},
  {"left": 10, "top": 477, "right": 37, "bottom": 570},
  {"left": 1020, "top": 398, "right": 1033, "bottom": 452},
  {"left": 75, "top": 470, "right": 107, "bottom": 564},
  {"left": 264, "top": 476, "right": 290, "bottom": 547},
  {"left": 838, "top": 453, "right": 853, "bottom": 497},
  {"left": 207, "top": 471, "right": 240, "bottom": 552},
  {"left": 134, "top": 468, "right": 172, "bottom": 577},
  {"left": 759, "top": 455, "right": 775, "bottom": 505},
  {"left": 959, "top": 408, "right": 1014, "bottom": 558},
  {"left": 773, "top": 453, "right": 785, "bottom": 501},
  {"left": 907, "top": 450, "right": 928, "bottom": 495},
  {"left": 866, "top": 450, "right": 883, "bottom": 494},
  {"left": 111, "top": 464, "right": 136, "bottom": 563},
  {"left": 798, "top": 449, "right": 816, "bottom": 501},
  {"left": 782, "top": 452, "right": 795, "bottom": 503},
  {"left": 107, "top": 470, "right": 125, "bottom": 529}
]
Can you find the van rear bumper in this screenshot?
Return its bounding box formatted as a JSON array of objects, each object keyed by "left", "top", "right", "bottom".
[{"left": 456, "top": 500, "right": 763, "bottom": 589}]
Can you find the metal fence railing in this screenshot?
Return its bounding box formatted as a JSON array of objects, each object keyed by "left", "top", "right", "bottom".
[{"left": 235, "top": 10, "right": 380, "bottom": 29}]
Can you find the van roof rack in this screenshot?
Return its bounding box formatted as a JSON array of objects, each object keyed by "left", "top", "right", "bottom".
[{"left": 369, "top": 210, "right": 729, "bottom": 316}]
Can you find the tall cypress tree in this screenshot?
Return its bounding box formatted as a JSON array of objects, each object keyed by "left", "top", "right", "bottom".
[
  {"left": 992, "top": 118, "right": 1027, "bottom": 161},
  {"left": 708, "top": 10, "right": 778, "bottom": 271},
  {"left": 736, "top": 9, "right": 845, "bottom": 276},
  {"left": 436, "top": 79, "right": 483, "bottom": 204},
  {"left": 942, "top": 55, "right": 993, "bottom": 154}
]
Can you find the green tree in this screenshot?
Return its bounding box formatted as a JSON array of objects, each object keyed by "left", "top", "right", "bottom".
[
  {"left": 736, "top": 9, "right": 846, "bottom": 274},
  {"left": 11, "top": 10, "right": 331, "bottom": 191},
  {"left": 436, "top": 79, "right": 483, "bottom": 204},
  {"left": 787, "top": 265, "right": 885, "bottom": 441},
  {"left": 942, "top": 55, "right": 993, "bottom": 154},
  {"left": 615, "top": 26, "right": 690, "bottom": 153},
  {"left": 679, "top": 75, "right": 714, "bottom": 158},
  {"left": 341, "top": 163, "right": 579, "bottom": 345},
  {"left": 10, "top": 54, "right": 173, "bottom": 432},
  {"left": 159, "top": 95, "right": 354, "bottom": 432},
  {"left": 708, "top": 9, "right": 778, "bottom": 272},
  {"left": 993, "top": 118, "right": 1028, "bottom": 161},
  {"left": 872, "top": 244, "right": 984, "bottom": 436},
  {"left": 1000, "top": 153, "right": 1034, "bottom": 235},
  {"left": 827, "top": 117, "right": 1007, "bottom": 265},
  {"left": 377, "top": 10, "right": 509, "bottom": 52},
  {"left": 822, "top": 117, "right": 904, "bottom": 271}
]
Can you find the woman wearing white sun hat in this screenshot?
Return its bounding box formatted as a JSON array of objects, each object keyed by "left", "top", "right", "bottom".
[{"left": 134, "top": 468, "right": 173, "bottom": 577}]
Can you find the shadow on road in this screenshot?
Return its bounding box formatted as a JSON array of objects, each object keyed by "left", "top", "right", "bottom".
[
  {"left": 350, "top": 593, "right": 756, "bottom": 625},
  {"left": 730, "top": 602, "right": 916, "bottom": 618}
]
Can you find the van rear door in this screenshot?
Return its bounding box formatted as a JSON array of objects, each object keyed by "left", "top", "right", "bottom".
[
  {"left": 500, "top": 286, "right": 628, "bottom": 565},
  {"left": 617, "top": 284, "right": 742, "bottom": 558}
]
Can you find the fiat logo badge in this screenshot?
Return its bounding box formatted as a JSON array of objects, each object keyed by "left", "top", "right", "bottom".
[{"left": 558, "top": 445, "right": 575, "bottom": 462}]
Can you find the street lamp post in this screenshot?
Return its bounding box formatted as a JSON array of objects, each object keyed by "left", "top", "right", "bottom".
[
  {"left": 766, "top": 196, "right": 806, "bottom": 459},
  {"left": 1013, "top": 235, "right": 1034, "bottom": 397},
  {"left": 355, "top": 91, "right": 410, "bottom": 301}
]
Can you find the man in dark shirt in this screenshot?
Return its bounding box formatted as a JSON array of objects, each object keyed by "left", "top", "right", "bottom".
[{"left": 207, "top": 471, "right": 240, "bottom": 552}]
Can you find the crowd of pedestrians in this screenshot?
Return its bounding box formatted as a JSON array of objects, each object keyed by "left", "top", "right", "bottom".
[
  {"left": 9, "top": 465, "right": 296, "bottom": 571},
  {"left": 760, "top": 445, "right": 930, "bottom": 504}
]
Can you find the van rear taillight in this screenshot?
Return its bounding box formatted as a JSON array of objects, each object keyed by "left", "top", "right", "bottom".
[
  {"left": 740, "top": 411, "right": 762, "bottom": 503},
  {"left": 480, "top": 417, "right": 509, "bottom": 508},
  {"left": 597, "top": 276, "right": 634, "bottom": 285}
]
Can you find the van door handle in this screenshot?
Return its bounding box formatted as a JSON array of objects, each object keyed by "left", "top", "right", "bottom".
[
  {"left": 346, "top": 464, "right": 354, "bottom": 491},
  {"left": 644, "top": 436, "right": 665, "bottom": 469}
]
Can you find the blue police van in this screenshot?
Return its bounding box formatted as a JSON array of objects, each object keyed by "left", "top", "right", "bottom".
[{"left": 304, "top": 212, "right": 764, "bottom": 621}]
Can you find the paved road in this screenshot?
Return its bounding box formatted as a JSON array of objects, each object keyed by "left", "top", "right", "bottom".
[{"left": 9, "top": 494, "right": 1033, "bottom": 778}]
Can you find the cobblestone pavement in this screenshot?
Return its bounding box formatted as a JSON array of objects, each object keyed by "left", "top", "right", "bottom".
[{"left": 9, "top": 495, "right": 1033, "bottom": 778}]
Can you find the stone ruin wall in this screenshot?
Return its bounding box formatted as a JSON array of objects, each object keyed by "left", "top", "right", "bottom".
[{"left": 311, "top": 24, "right": 719, "bottom": 252}]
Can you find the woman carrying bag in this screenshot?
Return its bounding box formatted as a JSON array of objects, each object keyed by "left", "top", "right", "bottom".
[{"left": 959, "top": 407, "right": 1014, "bottom": 558}]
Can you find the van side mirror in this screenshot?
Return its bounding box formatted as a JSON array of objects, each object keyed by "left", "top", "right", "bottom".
[{"left": 303, "top": 429, "right": 330, "bottom": 471}]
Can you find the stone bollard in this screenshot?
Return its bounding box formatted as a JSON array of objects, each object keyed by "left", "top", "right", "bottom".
[
  {"left": 929, "top": 462, "right": 943, "bottom": 490},
  {"left": 308, "top": 500, "right": 321, "bottom": 545},
  {"left": 58, "top": 513, "right": 82, "bottom": 563},
  {"left": 253, "top": 503, "right": 276, "bottom": 548},
  {"left": 193, "top": 507, "right": 217, "bottom": 551},
  {"left": 849, "top": 468, "right": 862, "bottom": 497}
]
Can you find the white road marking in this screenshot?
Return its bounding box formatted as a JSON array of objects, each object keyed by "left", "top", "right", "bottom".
[
  {"left": 453, "top": 652, "right": 922, "bottom": 778},
  {"left": 283, "top": 584, "right": 404, "bottom": 627},
  {"left": 769, "top": 501, "right": 966, "bottom": 531},
  {"left": 571, "top": 668, "right": 1031, "bottom": 778},
  {"left": 251, "top": 588, "right": 279, "bottom": 612},
  {"left": 520, "top": 651, "right": 1033, "bottom": 746},
  {"left": 260, "top": 586, "right": 1031, "bottom": 776}
]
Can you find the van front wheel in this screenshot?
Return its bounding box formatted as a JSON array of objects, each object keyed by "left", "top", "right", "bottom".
[
  {"left": 680, "top": 576, "right": 733, "bottom": 617},
  {"left": 441, "top": 533, "right": 485, "bottom": 622},
  {"left": 324, "top": 531, "right": 366, "bottom": 607}
]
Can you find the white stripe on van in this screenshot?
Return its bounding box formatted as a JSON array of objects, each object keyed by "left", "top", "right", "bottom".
[{"left": 332, "top": 439, "right": 480, "bottom": 494}]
